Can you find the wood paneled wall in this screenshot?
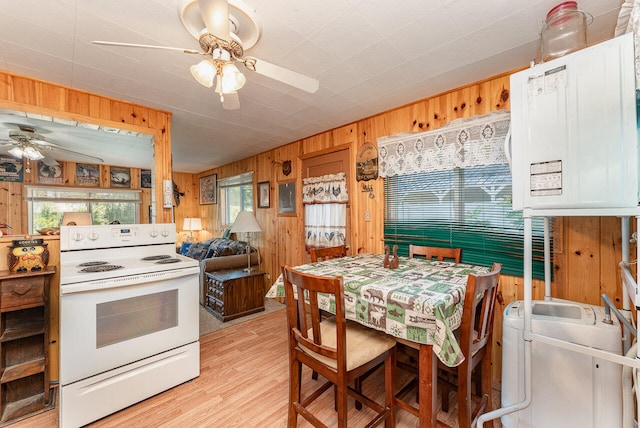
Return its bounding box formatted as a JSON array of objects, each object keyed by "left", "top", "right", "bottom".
[{"left": 196, "top": 70, "right": 630, "bottom": 385}]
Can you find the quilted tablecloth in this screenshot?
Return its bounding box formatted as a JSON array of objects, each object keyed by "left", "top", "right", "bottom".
[{"left": 266, "top": 253, "right": 489, "bottom": 367}]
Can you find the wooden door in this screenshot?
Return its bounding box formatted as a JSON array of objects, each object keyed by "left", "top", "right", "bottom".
[{"left": 301, "top": 149, "right": 351, "bottom": 264}]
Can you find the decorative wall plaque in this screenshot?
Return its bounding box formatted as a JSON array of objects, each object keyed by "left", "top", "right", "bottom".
[
  {"left": 356, "top": 142, "right": 378, "bottom": 181},
  {"left": 282, "top": 160, "right": 292, "bottom": 176}
]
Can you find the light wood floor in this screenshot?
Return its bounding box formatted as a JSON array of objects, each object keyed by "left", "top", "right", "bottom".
[{"left": 13, "top": 308, "right": 501, "bottom": 427}]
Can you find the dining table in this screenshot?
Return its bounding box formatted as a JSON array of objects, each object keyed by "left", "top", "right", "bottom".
[{"left": 266, "top": 253, "right": 490, "bottom": 427}]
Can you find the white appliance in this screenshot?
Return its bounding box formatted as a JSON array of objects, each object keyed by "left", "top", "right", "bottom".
[
  {"left": 501, "top": 299, "right": 623, "bottom": 428},
  {"left": 59, "top": 223, "right": 200, "bottom": 428},
  {"left": 510, "top": 33, "right": 639, "bottom": 211}
]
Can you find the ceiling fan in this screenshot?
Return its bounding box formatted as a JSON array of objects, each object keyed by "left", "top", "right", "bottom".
[
  {"left": 0, "top": 125, "right": 105, "bottom": 167},
  {"left": 93, "top": 0, "right": 320, "bottom": 110}
]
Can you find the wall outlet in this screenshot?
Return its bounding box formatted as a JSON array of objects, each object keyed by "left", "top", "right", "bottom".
[
  {"left": 266, "top": 273, "right": 271, "bottom": 280},
  {"left": 364, "top": 210, "right": 371, "bottom": 222}
]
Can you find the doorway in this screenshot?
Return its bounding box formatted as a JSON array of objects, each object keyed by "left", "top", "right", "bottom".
[{"left": 301, "top": 148, "right": 350, "bottom": 264}]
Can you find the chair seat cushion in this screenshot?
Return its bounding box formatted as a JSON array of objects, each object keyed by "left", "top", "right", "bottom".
[{"left": 300, "top": 317, "right": 396, "bottom": 371}]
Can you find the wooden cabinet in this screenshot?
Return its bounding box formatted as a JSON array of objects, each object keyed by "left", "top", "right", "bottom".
[
  {"left": 0, "top": 267, "right": 55, "bottom": 424},
  {"left": 205, "top": 269, "right": 266, "bottom": 322}
]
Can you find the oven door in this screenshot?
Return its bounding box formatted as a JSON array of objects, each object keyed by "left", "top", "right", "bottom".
[{"left": 60, "top": 267, "right": 199, "bottom": 385}]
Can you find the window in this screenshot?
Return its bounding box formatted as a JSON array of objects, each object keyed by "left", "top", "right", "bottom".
[
  {"left": 379, "top": 110, "right": 545, "bottom": 278},
  {"left": 218, "top": 172, "right": 254, "bottom": 226},
  {"left": 26, "top": 186, "right": 141, "bottom": 232},
  {"left": 384, "top": 165, "right": 546, "bottom": 278}
]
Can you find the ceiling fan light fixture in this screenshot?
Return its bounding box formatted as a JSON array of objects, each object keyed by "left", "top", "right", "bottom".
[
  {"left": 23, "top": 146, "right": 45, "bottom": 160},
  {"left": 190, "top": 58, "right": 216, "bottom": 88},
  {"left": 215, "top": 63, "right": 246, "bottom": 94},
  {"left": 7, "top": 147, "right": 23, "bottom": 158},
  {"left": 9, "top": 145, "right": 44, "bottom": 161}
]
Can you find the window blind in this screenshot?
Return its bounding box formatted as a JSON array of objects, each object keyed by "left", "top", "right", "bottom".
[{"left": 384, "top": 167, "right": 547, "bottom": 278}]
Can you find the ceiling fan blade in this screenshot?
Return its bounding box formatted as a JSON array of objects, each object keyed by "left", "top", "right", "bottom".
[
  {"left": 198, "top": 0, "right": 230, "bottom": 42},
  {"left": 42, "top": 146, "right": 104, "bottom": 164},
  {"left": 222, "top": 92, "right": 240, "bottom": 110},
  {"left": 37, "top": 149, "right": 60, "bottom": 167},
  {"left": 29, "top": 139, "right": 58, "bottom": 147},
  {"left": 247, "top": 58, "right": 319, "bottom": 93},
  {"left": 93, "top": 41, "right": 202, "bottom": 55}
]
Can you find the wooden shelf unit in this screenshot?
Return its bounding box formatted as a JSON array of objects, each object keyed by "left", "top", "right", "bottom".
[{"left": 0, "top": 267, "right": 55, "bottom": 425}]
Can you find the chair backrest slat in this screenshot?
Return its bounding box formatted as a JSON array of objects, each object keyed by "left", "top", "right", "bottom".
[
  {"left": 409, "top": 245, "right": 462, "bottom": 263},
  {"left": 309, "top": 245, "right": 347, "bottom": 262},
  {"left": 460, "top": 262, "right": 502, "bottom": 357},
  {"left": 282, "top": 265, "right": 346, "bottom": 365}
]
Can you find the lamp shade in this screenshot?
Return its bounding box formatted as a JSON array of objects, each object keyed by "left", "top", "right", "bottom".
[
  {"left": 216, "top": 63, "right": 246, "bottom": 94},
  {"left": 183, "top": 218, "right": 202, "bottom": 231},
  {"left": 9, "top": 146, "right": 44, "bottom": 160},
  {"left": 61, "top": 212, "right": 92, "bottom": 226},
  {"left": 190, "top": 59, "right": 215, "bottom": 88},
  {"left": 230, "top": 211, "right": 261, "bottom": 233}
]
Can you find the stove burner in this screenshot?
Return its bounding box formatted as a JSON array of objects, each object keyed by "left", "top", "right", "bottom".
[
  {"left": 80, "top": 265, "right": 124, "bottom": 273},
  {"left": 156, "top": 258, "right": 181, "bottom": 264},
  {"left": 141, "top": 255, "right": 172, "bottom": 261},
  {"left": 78, "top": 261, "right": 110, "bottom": 267}
]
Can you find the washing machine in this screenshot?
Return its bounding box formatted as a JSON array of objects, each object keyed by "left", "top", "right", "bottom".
[{"left": 501, "top": 299, "right": 623, "bottom": 428}]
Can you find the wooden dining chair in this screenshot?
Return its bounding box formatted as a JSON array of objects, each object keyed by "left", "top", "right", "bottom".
[
  {"left": 282, "top": 265, "right": 396, "bottom": 428},
  {"left": 309, "top": 245, "right": 348, "bottom": 262},
  {"left": 439, "top": 262, "right": 501, "bottom": 427},
  {"left": 409, "top": 245, "right": 462, "bottom": 263},
  {"left": 308, "top": 245, "right": 348, "bottom": 380},
  {"left": 395, "top": 263, "right": 502, "bottom": 428}
]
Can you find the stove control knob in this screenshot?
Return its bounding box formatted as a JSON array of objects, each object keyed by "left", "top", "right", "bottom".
[
  {"left": 161, "top": 228, "right": 170, "bottom": 237},
  {"left": 88, "top": 232, "right": 99, "bottom": 241},
  {"left": 72, "top": 232, "right": 84, "bottom": 241},
  {"left": 149, "top": 229, "right": 158, "bottom": 238}
]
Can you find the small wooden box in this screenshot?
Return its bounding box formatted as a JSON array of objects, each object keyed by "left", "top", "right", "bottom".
[{"left": 205, "top": 269, "right": 265, "bottom": 322}]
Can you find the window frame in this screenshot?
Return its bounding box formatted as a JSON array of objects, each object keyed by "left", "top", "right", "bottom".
[
  {"left": 217, "top": 172, "right": 254, "bottom": 227},
  {"left": 25, "top": 185, "right": 141, "bottom": 232}
]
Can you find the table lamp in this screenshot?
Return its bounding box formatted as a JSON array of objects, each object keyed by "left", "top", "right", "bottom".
[
  {"left": 61, "top": 212, "right": 92, "bottom": 226},
  {"left": 183, "top": 218, "right": 202, "bottom": 242},
  {"left": 230, "top": 211, "right": 261, "bottom": 272}
]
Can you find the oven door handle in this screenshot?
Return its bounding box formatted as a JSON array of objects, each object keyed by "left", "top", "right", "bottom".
[{"left": 60, "top": 266, "right": 200, "bottom": 295}]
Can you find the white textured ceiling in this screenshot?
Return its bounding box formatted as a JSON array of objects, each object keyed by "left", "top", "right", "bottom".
[{"left": 0, "top": 0, "right": 624, "bottom": 173}]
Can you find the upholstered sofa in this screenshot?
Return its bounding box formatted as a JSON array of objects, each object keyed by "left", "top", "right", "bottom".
[{"left": 182, "top": 238, "right": 259, "bottom": 305}]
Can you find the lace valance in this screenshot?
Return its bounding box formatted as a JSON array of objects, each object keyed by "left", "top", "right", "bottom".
[
  {"left": 377, "top": 110, "right": 511, "bottom": 177},
  {"left": 302, "top": 172, "right": 349, "bottom": 204}
]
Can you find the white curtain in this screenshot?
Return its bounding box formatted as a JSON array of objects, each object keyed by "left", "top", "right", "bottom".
[
  {"left": 376, "top": 110, "right": 511, "bottom": 177},
  {"left": 303, "top": 173, "right": 348, "bottom": 248}
]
